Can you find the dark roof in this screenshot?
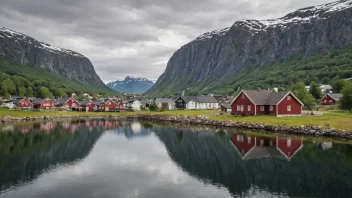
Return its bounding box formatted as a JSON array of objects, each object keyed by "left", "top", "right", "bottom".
[
  {"left": 32, "top": 98, "right": 48, "bottom": 105},
  {"left": 56, "top": 97, "right": 74, "bottom": 106},
  {"left": 10, "top": 95, "right": 21, "bottom": 101},
  {"left": 266, "top": 92, "right": 290, "bottom": 105},
  {"left": 234, "top": 90, "right": 303, "bottom": 106},
  {"left": 13, "top": 98, "right": 26, "bottom": 105},
  {"left": 28, "top": 97, "right": 37, "bottom": 101},
  {"left": 180, "top": 96, "right": 218, "bottom": 103},
  {"left": 91, "top": 100, "right": 103, "bottom": 105},
  {"left": 140, "top": 99, "right": 152, "bottom": 104},
  {"left": 242, "top": 90, "right": 272, "bottom": 105},
  {"left": 156, "top": 98, "right": 175, "bottom": 104},
  {"left": 329, "top": 94, "right": 342, "bottom": 100},
  {"left": 221, "top": 103, "right": 231, "bottom": 109}
]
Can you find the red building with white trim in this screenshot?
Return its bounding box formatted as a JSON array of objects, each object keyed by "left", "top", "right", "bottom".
[
  {"left": 56, "top": 97, "right": 80, "bottom": 109},
  {"left": 321, "top": 93, "right": 342, "bottom": 105},
  {"left": 32, "top": 98, "right": 55, "bottom": 109},
  {"left": 14, "top": 98, "right": 32, "bottom": 109},
  {"left": 231, "top": 90, "right": 303, "bottom": 116},
  {"left": 99, "top": 99, "right": 116, "bottom": 111}
]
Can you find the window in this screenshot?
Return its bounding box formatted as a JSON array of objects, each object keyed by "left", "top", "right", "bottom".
[
  {"left": 247, "top": 137, "right": 251, "bottom": 144},
  {"left": 260, "top": 139, "right": 264, "bottom": 146},
  {"left": 237, "top": 105, "right": 240, "bottom": 111},
  {"left": 260, "top": 106, "right": 264, "bottom": 111},
  {"left": 287, "top": 105, "right": 291, "bottom": 112},
  {"left": 324, "top": 100, "right": 327, "bottom": 103},
  {"left": 248, "top": 105, "right": 251, "bottom": 111},
  {"left": 287, "top": 139, "right": 292, "bottom": 147},
  {"left": 240, "top": 105, "right": 244, "bottom": 112},
  {"left": 237, "top": 135, "right": 241, "bottom": 141},
  {"left": 269, "top": 106, "right": 273, "bottom": 111},
  {"left": 329, "top": 100, "right": 333, "bottom": 103},
  {"left": 287, "top": 96, "right": 291, "bottom": 100}
]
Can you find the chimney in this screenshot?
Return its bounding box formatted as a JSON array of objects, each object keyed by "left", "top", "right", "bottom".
[
  {"left": 181, "top": 90, "right": 185, "bottom": 96},
  {"left": 72, "top": 93, "right": 76, "bottom": 98}
]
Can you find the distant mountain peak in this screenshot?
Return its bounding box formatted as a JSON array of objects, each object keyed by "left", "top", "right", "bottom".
[{"left": 106, "top": 76, "right": 154, "bottom": 94}]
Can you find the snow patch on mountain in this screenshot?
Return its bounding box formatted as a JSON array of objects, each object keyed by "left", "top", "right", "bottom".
[
  {"left": 106, "top": 76, "right": 154, "bottom": 94},
  {"left": 193, "top": 0, "right": 352, "bottom": 40},
  {"left": 0, "top": 27, "right": 84, "bottom": 57}
]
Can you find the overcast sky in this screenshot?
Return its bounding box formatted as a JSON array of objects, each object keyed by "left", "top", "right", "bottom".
[{"left": 0, "top": 0, "right": 333, "bottom": 83}]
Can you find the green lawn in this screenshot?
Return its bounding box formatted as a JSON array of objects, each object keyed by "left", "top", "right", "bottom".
[{"left": 210, "top": 111, "right": 352, "bottom": 130}]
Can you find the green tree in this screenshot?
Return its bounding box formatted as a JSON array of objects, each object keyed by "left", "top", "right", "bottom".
[
  {"left": 148, "top": 101, "right": 158, "bottom": 111},
  {"left": 26, "top": 87, "right": 33, "bottom": 97},
  {"left": 18, "top": 87, "right": 26, "bottom": 97},
  {"left": 4, "top": 93, "right": 10, "bottom": 100},
  {"left": 292, "top": 82, "right": 316, "bottom": 110},
  {"left": 340, "top": 84, "right": 352, "bottom": 112},
  {"left": 309, "top": 81, "right": 322, "bottom": 99},
  {"left": 2, "top": 78, "right": 16, "bottom": 94},
  {"left": 332, "top": 79, "right": 347, "bottom": 93},
  {"left": 38, "top": 86, "right": 54, "bottom": 98}
]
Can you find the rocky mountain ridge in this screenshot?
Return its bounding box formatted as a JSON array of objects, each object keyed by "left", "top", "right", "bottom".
[
  {"left": 107, "top": 76, "right": 154, "bottom": 94},
  {"left": 0, "top": 27, "right": 110, "bottom": 91},
  {"left": 147, "top": 0, "right": 352, "bottom": 95}
]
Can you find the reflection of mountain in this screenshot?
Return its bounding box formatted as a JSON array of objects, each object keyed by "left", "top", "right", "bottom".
[
  {"left": 231, "top": 134, "right": 303, "bottom": 160},
  {"left": 111, "top": 121, "right": 152, "bottom": 139},
  {"left": 0, "top": 124, "right": 103, "bottom": 192},
  {"left": 153, "top": 128, "right": 352, "bottom": 198}
]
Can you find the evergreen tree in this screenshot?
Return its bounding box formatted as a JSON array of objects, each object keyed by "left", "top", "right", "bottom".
[
  {"left": 309, "top": 81, "right": 322, "bottom": 99},
  {"left": 38, "top": 86, "right": 54, "bottom": 98},
  {"left": 26, "top": 87, "right": 33, "bottom": 97},
  {"left": 332, "top": 79, "right": 347, "bottom": 93},
  {"left": 340, "top": 84, "right": 352, "bottom": 112}
]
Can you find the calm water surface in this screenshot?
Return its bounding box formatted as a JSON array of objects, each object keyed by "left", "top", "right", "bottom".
[{"left": 0, "top": 120, "right": 352, "bottom": 198}]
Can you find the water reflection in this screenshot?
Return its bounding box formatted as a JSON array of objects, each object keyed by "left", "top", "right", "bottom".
[
  {"left": 230, "top": 133, "right": 303, "bottom": 160},
  {"left": 0, "top": 121, "right": 351, "bottom": 198}
]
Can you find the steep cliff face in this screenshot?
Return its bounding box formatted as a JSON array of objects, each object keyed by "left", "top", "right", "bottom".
[
  {"left": 0, "top": 27, "right": 108, "bottom": 89},
  {"left": 148, "top": 0, "right": 352, "bottom": 95}
]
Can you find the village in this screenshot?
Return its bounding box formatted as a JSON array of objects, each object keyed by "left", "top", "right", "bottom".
[{"left": 0, "top": 83, "right": 343, "bottom": 117}]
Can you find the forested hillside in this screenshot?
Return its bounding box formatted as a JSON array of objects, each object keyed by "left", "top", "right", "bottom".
[{"left": 0, "top": 56, "right": 117, "bottom": 99}]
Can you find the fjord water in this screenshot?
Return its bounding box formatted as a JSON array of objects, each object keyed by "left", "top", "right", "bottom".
[{"left": 0, "top": 120, "right": 351, "bottom": 198}]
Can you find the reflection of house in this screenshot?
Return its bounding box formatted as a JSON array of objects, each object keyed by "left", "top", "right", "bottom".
[
  {"left": 321, "top": 93, "right": 342, "bottom": 105},
  {"left": 230, "top": 133, "right": 303, "bottom": 161}
]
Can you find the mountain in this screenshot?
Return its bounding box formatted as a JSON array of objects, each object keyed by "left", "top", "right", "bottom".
[
  {"left": 0, "top": 27, "right": 115, "bottom": 94},
  {"left": 147, "top": 0, "right": 352, "bottom": 96},
  {"left": 106, "top": 76, "right": 154, "bottom": 94}
]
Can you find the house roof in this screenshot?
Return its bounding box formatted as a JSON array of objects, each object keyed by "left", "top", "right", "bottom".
[
  {"left": 221, "top": 103, "right": 231, "bottom": 109},
  {"left": 10, "top": 95, "right": 21, "bottom": 101},
  {"left": 140, "top": 99, "right": 152, "bottom": 104},
  {"left": 32, "top": 98, "right": 51, "bottom": 105},
  {"left": 13, "top": 98, "right": 27, "bottom": 105},
  {"left": 156, "top": 98, "right": 175, "bottom": 104},
  {"left": 180, "top": 96, "right": 218, "bottom": 103},
  {"left": 56, "top": 97, "right": 78, "bottom": 106},
  {"left": 91, "top": 100, "right": 103, "bottom": 105},
  {"left": 266, "top": 91, "right": 290, "bottom": 105},
  {"left": 243, "top": 90, "right": 272, "bottom": 105},
  {"left": 328, "top": 93, "right": 342, "bottom": 100},
  {"left": 233, "top": 90, "right": 303, "bottom": 106}
]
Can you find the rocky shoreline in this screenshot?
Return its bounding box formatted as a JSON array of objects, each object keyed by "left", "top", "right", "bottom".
[
  {"left": 0, "top": 114, "right": 351, "bottom": 140},
  {"left": 126, "top": 114, "right": 352, "bottom": 140}
]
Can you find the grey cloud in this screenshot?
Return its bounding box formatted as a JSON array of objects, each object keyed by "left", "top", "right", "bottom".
[{"left": 0, "top": 0, "right": 334, "bottom": 82}]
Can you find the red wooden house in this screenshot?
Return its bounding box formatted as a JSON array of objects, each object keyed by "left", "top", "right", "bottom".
[
  {"left": 56, "top": 97, "right": 80, "bottom": 109},
  {"left": 14, "top": 98, "right": 32, "bottom": 109},
  {"left": 32, "top": 98, "right": 55, "bottom": 109},
  {"left": 115, "top": 99, "right": 124, "bottom": 110},
  {"left": 231, "top": 90, "right": 303, "bottom": 116},
  {"left": 99, "top": 99, "right": 116, "bottom": 112},
  {"left": 80, "top": 100, "right": 101, "bottom": 112},
  {"left": 321, "top": 93, "right": 342, "bottom": 105},
  {"left": 230, "top": 133, "right": 303, "bottom": 160}
]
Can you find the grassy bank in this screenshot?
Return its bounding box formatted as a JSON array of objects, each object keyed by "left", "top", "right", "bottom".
[
  {"left": 210, "top": 111, "right": 352, "bottom": 130},
  {"left": 0, "top": 109, "right": 218, "bottom": 118}
]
